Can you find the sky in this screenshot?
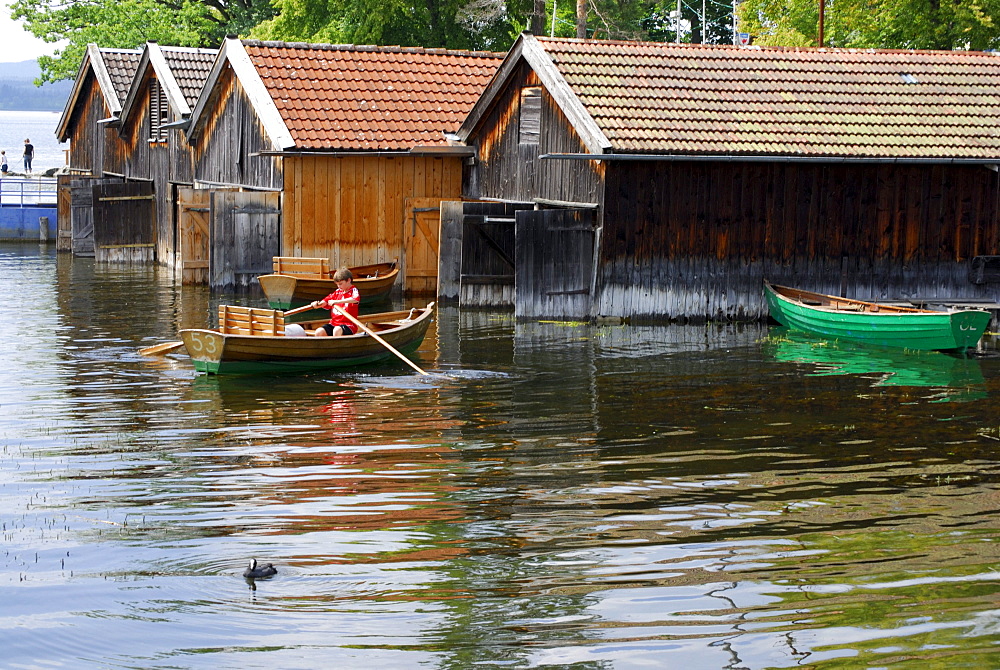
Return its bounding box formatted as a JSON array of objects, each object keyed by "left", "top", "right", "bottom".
[{"left": 1, "top": 2, "right": 61, "bottom": 64}]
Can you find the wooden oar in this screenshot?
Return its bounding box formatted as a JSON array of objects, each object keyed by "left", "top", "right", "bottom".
[
  {"left": 138, "top": 340, "right": 185, "bottom": 356},
  {"left": 142, "top": 304, "right": 315, "bottom": 356},
  {"left": 282, "top": 303, "right": 322, "bottom": 317},
  {"left": 333, "top": 305, "right": 429, "bottom": 376}
]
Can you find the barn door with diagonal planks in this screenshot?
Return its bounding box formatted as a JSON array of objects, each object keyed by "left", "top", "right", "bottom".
[
  {"left": 178, "top": 188, "right": 212, "bottom": 285},
  {"left": 404, "top": 197, "right": 446, "bottom": 295},
  {"left": 70, "top": 176, "right": 123, "bottom": 258}
]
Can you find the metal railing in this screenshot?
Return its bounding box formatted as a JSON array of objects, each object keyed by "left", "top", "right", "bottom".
[{"left": 0, "top": 177, "right": 58, "bottom": 207}]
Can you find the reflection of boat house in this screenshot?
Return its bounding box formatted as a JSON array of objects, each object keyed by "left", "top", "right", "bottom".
[
  {"left": 181, "top": 38, "right": 503, "bottom": 291},
  {"left": 445, "top": 34, "right": 1000, "bottom": 322},
  {"left": 55, "top": 44, "right": 141, "bottom": 255}
]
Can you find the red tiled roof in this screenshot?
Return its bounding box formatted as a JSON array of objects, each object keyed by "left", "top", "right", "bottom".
[
  {"left": 535, "top": 37, "right": 1000, "bottom": 159},
  {"left": 242, "top": 40, "right": 503, "bottom": 151}
]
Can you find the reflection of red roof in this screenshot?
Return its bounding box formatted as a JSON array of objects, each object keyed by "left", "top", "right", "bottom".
[{"left": 242, "top": 40, "right": 503, "bottom": 151}]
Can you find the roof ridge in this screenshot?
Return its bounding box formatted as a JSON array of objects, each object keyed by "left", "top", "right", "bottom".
[
  {"left": 241, "top": 39, "right": 503, "bottom": 58},
  {"left": 536, "top": 36, "right": 1000, "bottom": 59}
]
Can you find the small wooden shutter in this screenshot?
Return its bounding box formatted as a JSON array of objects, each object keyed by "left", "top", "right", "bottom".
[{"left": 519, "top": 87, "right": 541, "bottom": 145}]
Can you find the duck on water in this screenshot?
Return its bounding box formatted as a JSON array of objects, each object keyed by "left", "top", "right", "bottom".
[{"left": 243, "top": 559, "right": 277, "bottom": 579}]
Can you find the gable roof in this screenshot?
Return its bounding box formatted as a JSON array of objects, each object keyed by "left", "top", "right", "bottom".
[
  {"left": 118, "top": 43, "right": 217, "bottom": 129},
  {"left": 187, "top": 38, "right": 503, "bottom": 152},
  {"left": 459, "top": 33, "right": 1000, "bottom": 161},
  {"left": 56, "top": 44, "right": 142, "bottom": 141}
]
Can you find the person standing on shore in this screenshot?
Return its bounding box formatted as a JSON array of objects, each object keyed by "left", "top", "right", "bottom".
[
  {"left": 1, "top": 151, "right": 7, "bottom": 175},
  {"left": 23, "top": 139, "right": 34, "bottom": 173}
]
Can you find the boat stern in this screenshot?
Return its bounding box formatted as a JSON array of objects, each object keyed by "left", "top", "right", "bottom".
[
  {"left": 257, "top": 274, "right": 296, "bottom": 310},
  {"left": 950, "top": 310, "right": 992, "bottom": 351},
  {"left": 180, "top": 329, "right": 226, "bottom": 374}
]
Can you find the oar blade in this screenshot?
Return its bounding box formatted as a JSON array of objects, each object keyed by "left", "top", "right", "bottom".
[{"left": 138, "top": 341, "right": 185, "bottom": 356}]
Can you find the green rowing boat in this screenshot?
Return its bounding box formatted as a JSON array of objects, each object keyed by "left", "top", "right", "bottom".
[{"left": 764, "top": 281, "right": 990, "bottom": 352}]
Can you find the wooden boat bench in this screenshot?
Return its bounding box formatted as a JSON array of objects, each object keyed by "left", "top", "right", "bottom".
[
  {"left": 272, "top": 256, "right": 330, "bottom": 278},
  {"left": 218, "top": 305, "right": 286, "bottom": 336}
]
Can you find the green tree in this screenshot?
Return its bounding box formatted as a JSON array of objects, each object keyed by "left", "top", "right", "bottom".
[
  {"left": 252, "top": 0, "right": 525, "bottom": 50},
  {"left": 12, "top": 0, "right": 277, "bottom": 83},
  {"left": 738, "top": 0, "right": 1000, "bottom": 50}
]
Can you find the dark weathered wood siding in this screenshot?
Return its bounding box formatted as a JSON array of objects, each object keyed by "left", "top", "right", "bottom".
[
  {"left": 469, "top": 63, "right": 602, "bottom": 206},
  {"left": 65, "top": 74, "right": 101, "bottom": 175},
  {"left": 63, "top": 72, "right": 131, "bottom": 178},
  {"left": 116, "top": 70, "right": 197, "bottom": 265},
  {"left": 191, "top": 68, "right": 281, "bottom": 191},
  {"left": 598, "top": 161, "right": 1000, "bottom": 321}
]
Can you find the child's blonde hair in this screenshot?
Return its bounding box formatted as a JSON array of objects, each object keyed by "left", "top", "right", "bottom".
[{"left": 333, "top": 267, "right": 353, "bottom": 282}]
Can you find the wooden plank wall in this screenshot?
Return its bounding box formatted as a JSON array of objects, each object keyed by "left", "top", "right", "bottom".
[
  {"left": 210, "top": 190, "right": 281, "bottom": 289},
  {"left": 598, "top": 161, "right": 1000, "bottom": 322},
  {"left": 468, "top": 62, "right": 602, "bottom": 206},
  {"left": 65, "top": 74, "right": 100, "bottom": 176},
  {"left": 282, "top": 154, "right": 463, "bottom": 292},
  {"left": 116, "top": 71, "right": 196, "bottom": 266},
  {"left": 192, "top": 69, "right": 282, "bottom": 191},
  {"left": 515, "top": 208, "right": 595, "bottom": 319},
  {"left": 56, "top": 175, "right": 74, "bottom": 252},
  {"left": 93, "top": 181, "right": 155, "bottom": 263}
]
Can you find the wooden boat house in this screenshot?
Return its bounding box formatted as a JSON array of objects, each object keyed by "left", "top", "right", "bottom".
[
  {"left": 180, "top": 38, "right": 503, "bottom": 290},
  {"left": 55, "top": 44, "right": 141, "bottom": 255},
  {"left": 113, "top": 43, "right": 217, "bottom": 265},
  {"left": 445, "top": 34, "right": 1000, "bottom": 321},
  {"left": 56, "top": 43, "right": 215, "bottom": 263}
]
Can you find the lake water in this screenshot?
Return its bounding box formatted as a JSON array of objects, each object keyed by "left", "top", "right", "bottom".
[
  {"left": 0, "top": 109, "right": 65, "bottom": 174},
  {"left": 3, "top": 243, "right": 1000, "bottom": 668}
]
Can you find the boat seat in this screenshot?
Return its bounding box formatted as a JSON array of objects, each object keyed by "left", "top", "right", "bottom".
[
  {"left": 272, "top": 256, "right": 330, "bottom": 278},
  {"left": 218, "top": 305, "right": 286, "bottom": 336}
]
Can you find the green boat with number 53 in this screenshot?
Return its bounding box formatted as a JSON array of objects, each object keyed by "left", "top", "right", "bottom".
[{"left": 764, "top": 281, "right": 991, "bottom": 352}]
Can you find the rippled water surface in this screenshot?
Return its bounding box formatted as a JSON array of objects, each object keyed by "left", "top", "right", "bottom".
[{"left": 2, "top": 244, "right": 1000, "bottom": 669}]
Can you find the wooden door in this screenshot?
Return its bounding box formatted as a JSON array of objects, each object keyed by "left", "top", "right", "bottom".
[
  {"left": 178, "top": 188, "right": 212, "bottom": 285},
  {"left": 57, "top": 174, "right": 74, "bottom": 252},
  {"left": 210, "top": 191, "right": 281, "bottom": 290},
  {"left": 404, "top": 197, "right": 444, "bottom": 295},
  {"left": 93, "top": 181, "right": 155, "bottom": 263},
  {"left": 515, "top": 208, "right": 596, "bottom": 320}
]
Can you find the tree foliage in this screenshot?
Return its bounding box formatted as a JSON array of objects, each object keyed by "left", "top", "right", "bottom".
[
  {"left": 12, "top": 0, "right": 277, "bottom": 83},
  {"left": 738, "top": 0, "right": 1000, "bottom": 50},
  {"left": 19, "top": 0, "right": 744, "bottom": 84}
]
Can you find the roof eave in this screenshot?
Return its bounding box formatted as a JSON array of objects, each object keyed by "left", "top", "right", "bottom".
[
  {"left": 56, "top": 44, "right": 121, "bottom": 141},
  {"left": 540, "top": 152, "right": 1000, "bottom": 164},
  {"left": 187, "top": 37, "right": 294, "bottom": 151},
  {"left": 456, "top": 33, "right": 612, "bottom": 155}
]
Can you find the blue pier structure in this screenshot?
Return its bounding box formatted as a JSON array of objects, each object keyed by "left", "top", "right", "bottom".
[{"left": 0, "top": 177, "right": 58, "bottom": 242}]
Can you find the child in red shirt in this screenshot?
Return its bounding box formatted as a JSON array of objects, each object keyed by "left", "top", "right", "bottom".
[{"left": 310, "top": 267, "right": 360, "bottom": 336}]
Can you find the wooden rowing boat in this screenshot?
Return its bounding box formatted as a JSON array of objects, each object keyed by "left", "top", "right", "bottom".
[
  {"left": 257, "top": 257, "right": 399, "bottom": 310},
  {"left": 180, "top": 303, "right": 433, "bottom": 374},
  {"left": 764, "top": 281, "right": 990, "bottom": 352}
]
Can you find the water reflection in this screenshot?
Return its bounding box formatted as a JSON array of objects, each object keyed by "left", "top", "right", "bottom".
[
  {"left": 765, "top": 327, "right": 988, "bottom": 401},
  {"left": 3, "top": 246, "right": 1000, "bottom": 668}
]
